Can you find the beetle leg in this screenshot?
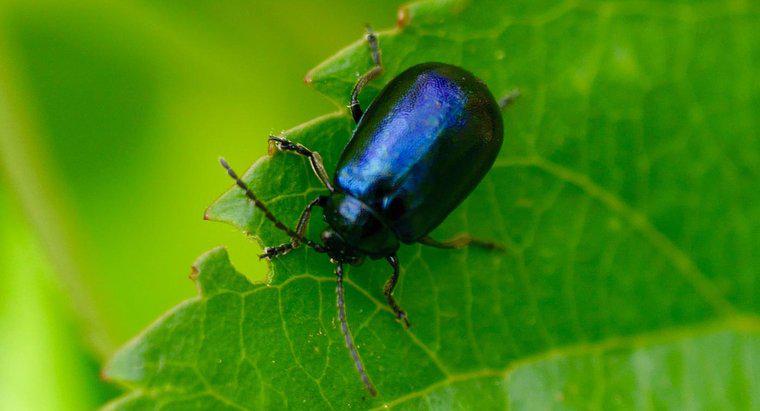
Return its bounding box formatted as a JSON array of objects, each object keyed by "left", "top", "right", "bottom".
[
  {"left": 259, "top": 196, "right": 326, "bottom": 259},
  {"left": 419, "top": 234, "right": 506, "bottom": 252},
  {"left": 258, "top": 243, "right": 295, "bottom": 260},
  {"left": 384, "top": 255, "right": 410, "bottom": 328},
  {"left": 268, "top": 136, "right": 334, "bottom": 192},
  {"left": 349, "top": 25, "right": 384, "bottom": 123},
  {"left": 498, "top": 88, "right": 521, "bottom": 110}
]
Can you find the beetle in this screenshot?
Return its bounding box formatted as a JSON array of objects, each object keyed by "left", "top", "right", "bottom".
[{"left": 219, "top": 26, "right": 518, "bottom": 396}]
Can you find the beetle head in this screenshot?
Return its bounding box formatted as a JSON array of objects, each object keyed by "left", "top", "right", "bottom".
[
  {"left": 320, "top": 229, "right": 364, "bottom": 265},
  {"left": 321, "top": 193, "right": 399, "bottom": 263}
]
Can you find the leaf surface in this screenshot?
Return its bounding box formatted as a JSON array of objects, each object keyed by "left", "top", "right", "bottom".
[{"left": 105, "top": 0, "right": 760, "bottom": 408}]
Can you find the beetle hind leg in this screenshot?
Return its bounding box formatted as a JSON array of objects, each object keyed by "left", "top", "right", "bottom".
[
  {"left": 419, "top": 234, "right": 506, "bottom": 252},
  {"left": 349, "top": 25, "right": 384, "bottom": 123}
]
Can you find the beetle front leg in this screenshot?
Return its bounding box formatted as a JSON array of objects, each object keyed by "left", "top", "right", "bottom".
[
  {"left": 268, "top": 136, "right": 334, "bottom": 192},
  {"left": 419, "top": 234, "right": 506, "bottom": 252},
  {"left": 349, "top": 25, "right": 383, "bottom": 123},
  {"left": 260, "top": 196, "right": 327, "bottom": 259},
  {"left": 384, "top": 255, "right": 410, "bottom": 328}
]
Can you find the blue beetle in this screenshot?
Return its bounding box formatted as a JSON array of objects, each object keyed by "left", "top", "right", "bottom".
[{"left": 220, "top": 27, "right": 517, "bottom": 396}]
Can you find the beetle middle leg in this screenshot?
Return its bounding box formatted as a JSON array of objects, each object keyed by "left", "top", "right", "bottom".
[
  {"left": 268, "top": 136, "right": 334, "bottom": 192},
  {"left": 419, "top": 234, "right": 506, "bottom": 252},
  {"left": 349, "top": 25, "right": 383, "bottom": 123},
  {"left": 384, "top": 255, "right": 410, "bottom": 328},
  {"left": 260, "top": 196, "right": 327, "bottom": 259}
]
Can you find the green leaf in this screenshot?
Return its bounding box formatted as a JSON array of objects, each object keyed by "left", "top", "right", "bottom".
[{"left": 104, "top": 0, "right": 760, "bottom": 408}]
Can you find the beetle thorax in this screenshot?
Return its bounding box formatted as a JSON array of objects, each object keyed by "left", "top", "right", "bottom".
[{"left": 321, "top": 193, "right": 399, "bottom": 261}]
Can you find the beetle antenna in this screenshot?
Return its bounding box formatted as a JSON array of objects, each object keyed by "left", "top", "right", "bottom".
[
  {"left": 335, "top": 262, "right": 377, "bottom": 396},
  {"left": 219, "top": 157, "right": 325, "bottom": 253}
]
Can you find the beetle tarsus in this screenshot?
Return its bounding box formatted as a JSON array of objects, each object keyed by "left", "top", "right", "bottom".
[
  {"left": 498, "top": 88, "right": 521, "bottom": 110},
  {"left": 267, "top": 136, "right": 334, "bottom": 192},
  {"left": 365, "top": 24, "right": 381, "bottom": 67},
  {"left": 258, "top": 196, "right": 327, "bottom": 260},
  {"left": 258, "top": 244, "right": 293, "bottom": 260},
  {"left": 384, "top": 255, "right": 411, "bottom": 328},
  {"left": 349, "top": 25, "right": 384, "bottom": 123},
  {"left": 396, "top": 310, "right": 411, "bottom": 329}
]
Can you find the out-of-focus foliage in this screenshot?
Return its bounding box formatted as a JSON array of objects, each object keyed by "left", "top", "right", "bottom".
[
  {"left": 0, "top": 186, "right": 115, "bottom": 410},
  {"left": 104, "top": 0, "right": 759, "bottom": 409}
]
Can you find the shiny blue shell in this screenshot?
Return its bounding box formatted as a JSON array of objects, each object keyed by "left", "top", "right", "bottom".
[{"left": 334, "top": 62, "right": 503, "bottom": 243}]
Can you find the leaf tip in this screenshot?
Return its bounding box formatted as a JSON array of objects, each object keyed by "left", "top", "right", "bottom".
[
  {"left": 189, "top": 265, "right": 200, "bottom": 282},
  {"left": 397, "top": 5, "right": 411, "bottom": 28},
  {"left": 192, "top": 246, "right": 229, "bottom": 272},
  {"left": 202, "top": 201, "right": 224, "bottom": 224},
  {"left": 188, "top": 246, "right": 230, "bottom": 285}
]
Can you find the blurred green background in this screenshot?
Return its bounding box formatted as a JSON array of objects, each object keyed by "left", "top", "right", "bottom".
[{"left": 0, "top": 1, "right": 404, "bottom": 409}]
